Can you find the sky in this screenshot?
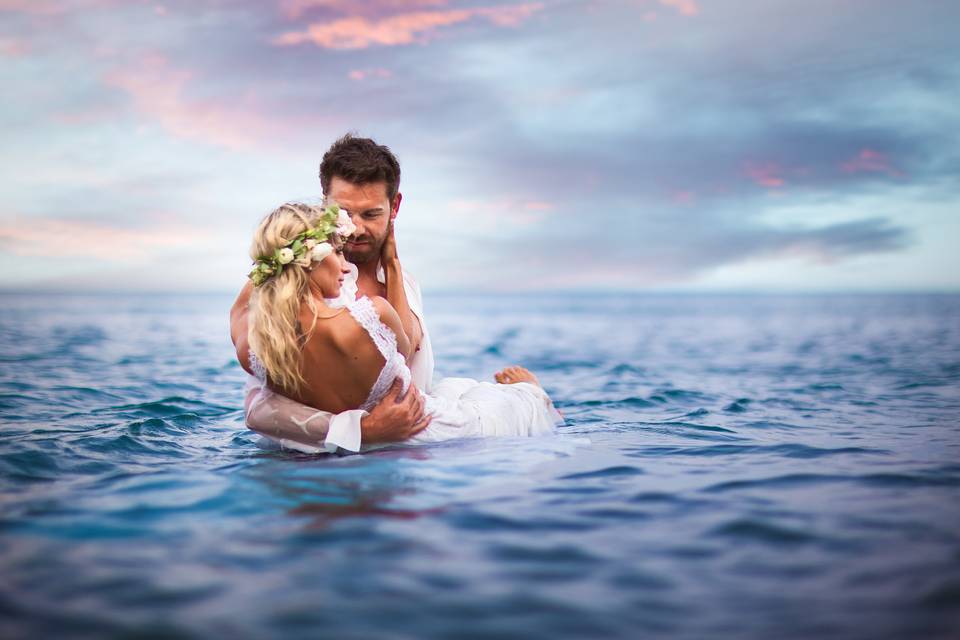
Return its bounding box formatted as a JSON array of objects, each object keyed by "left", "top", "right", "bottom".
[{"left": 0, "top": 0, "right": 958, "bottom": 293}]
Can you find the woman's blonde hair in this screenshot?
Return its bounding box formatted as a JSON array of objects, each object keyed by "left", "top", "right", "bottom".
[{"left": 247, "top": 202, "right": 326, "bottom": 395}]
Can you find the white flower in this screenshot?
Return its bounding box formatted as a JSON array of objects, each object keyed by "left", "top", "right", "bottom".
[
  {"left": 336, "top": 210, "right": 357, "bottom": 237},
  {"left": 278, "top": 247, "right": 295, "bottom": 264},
  {"left": 304, "top": 238, "right": 317, "bottom": 249},
  {"left": 311, "top": 242, "right": 333, "bottom": 262}
]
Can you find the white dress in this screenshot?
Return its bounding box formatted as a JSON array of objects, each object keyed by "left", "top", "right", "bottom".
[{"left": 249, "top": 295, "right": 562, "bottom": 453}]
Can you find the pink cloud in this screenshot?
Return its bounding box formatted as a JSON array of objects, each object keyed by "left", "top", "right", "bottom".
[
  {"left": 0, "top": 0, "right": 122, "bottom": 15},
  {"left": 477, "top": 2, "right": 543, "bottom": 26},
  {"left": 0, "top": 0, "right": 62, "bottom": 14},
  {"left": 348, "top": 67, "right": 393, "bottom": 81},
  {"left": 840, "top": 148, "right": 904, "bottom": 177},
  {"left": 0, "top": 217, "right": 206, "bottom": 261},
  {"left": 670, "top": 190, "right": 696, "bottom": 205},
  {"left": 658, "top": 0, "right": 699, "bottom": 16},
  {"left": 103, "top": 55, "right": 283, "bottom": 150},
  {"left": 0, "top": 36, "right": 28, "bottom": 57},
  {"left": 523, "top": 200, "right": 555, "bottom": 212},
  {"left": 279, "top": 0, "right": 449, "bottom": 20},
  {"left": 273, "top": 2, "right": 544, "bottom": 49},
  {"left": 744, "top": 161, "right": 786, "bottom": 188}
]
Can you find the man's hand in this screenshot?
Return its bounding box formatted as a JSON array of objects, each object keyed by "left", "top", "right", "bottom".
[{"left": 361, "top": 379, "right": 431, "bottom": 444}]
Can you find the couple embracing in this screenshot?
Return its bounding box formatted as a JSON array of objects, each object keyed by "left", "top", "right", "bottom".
[{"left": 230, "top": 134, "right": 562, "bottom": 454}]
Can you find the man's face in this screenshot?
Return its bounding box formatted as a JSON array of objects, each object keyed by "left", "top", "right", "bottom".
[{"left": 327, "top": 176, "right": 396, "bottom": 264}]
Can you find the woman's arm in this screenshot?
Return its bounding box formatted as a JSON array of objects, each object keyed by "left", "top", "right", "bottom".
[
  {"left": 230, "top": 281, "right": 254, "bottom": 375},
  {"left": 381, "top": 220, "right": 423, "bottom": 359},
  {"left": 371, "top": 296, "right": 414, "bottom": 360}
]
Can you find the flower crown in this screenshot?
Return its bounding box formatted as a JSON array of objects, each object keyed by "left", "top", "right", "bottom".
[{"left": 248, "top": 204, "right": 357, "bottom": 287}]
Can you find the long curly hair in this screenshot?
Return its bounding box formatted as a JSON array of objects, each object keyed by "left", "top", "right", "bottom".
[{"left": 247, "top": 202, "right": 326, "bottom": 395}]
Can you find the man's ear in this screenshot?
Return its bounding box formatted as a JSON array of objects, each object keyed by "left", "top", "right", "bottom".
[{"left": 391, "top": 192, "right": 402, "bottom": 220}]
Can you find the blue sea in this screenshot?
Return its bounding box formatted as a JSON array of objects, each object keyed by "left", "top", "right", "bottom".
[{"left": 1, "top": 292, "right": 958, "bottom": 639}]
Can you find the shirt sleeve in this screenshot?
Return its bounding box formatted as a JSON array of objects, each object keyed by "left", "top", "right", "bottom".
[
  {"left": 401, "top": 269, "right": 435, "bottom": 393},
  {"left": 244, "top": 381, "right": 365, "bottom": 454},
  {"left": 401, "top": 269, "right": 425, "bottom": 321}
]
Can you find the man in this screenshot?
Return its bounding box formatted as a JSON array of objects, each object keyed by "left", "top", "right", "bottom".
[{"left": 230, "top": 134, "right": 433, "bottom": 452}]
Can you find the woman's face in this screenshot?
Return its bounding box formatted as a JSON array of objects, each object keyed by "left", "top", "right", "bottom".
[{"left": 310, "top": 242, "right": 350, "bottom": 299}]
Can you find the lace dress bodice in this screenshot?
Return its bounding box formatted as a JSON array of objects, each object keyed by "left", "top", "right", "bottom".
[{"left": 345, "top": 296, "right": 412, "bottom": 410}]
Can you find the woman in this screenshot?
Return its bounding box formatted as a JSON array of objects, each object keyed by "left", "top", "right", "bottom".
[{"left": 245, "top": 202, "right": 561, "bottom": 452}]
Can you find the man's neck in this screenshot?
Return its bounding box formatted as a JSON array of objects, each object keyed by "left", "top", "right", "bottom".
[
  {"left": 354, "top": 258, "right": 379, "bottom": 280},
  {"left": 353, "top": 259, "right": 386, "bottom": 298}
]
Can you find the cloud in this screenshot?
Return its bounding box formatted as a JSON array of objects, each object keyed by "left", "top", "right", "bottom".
[
  {"left": 485, "top": 214, "right": 912, "bottom": 290},
  {"left": 785, "top": 217, "right": 908, "bottom": 260},
  {"left": 840, "top": 149, "right": 904, "bottom": 178},
  {"left": 0, "top": 217, "right": 206, "bottom": 261},
  {"left": 103, "top": 55, "right": 285, "bottom": 150},
  {"left": 0, "top": 37, "right": 29, "bottom": 56},
  {"left": 279, "top": 0, "right": 449, "bottom": 20},
  {"left": 0, "top": 0, "right": 121, "bottom": 15},
  {"left": 348, "top": 67, "right": 393, "bottom": 81},
  {"left": 743, "top": 161, "right": 785, "bottom": 189},
  {"left": 443, "top": 197, "right": 556, "bottom": 232},
  {"left": 0, "top": 0, "right": 62, "bottom": 14},
  {"left": 657, "top": 0, "right": 699, "bottom": 17},
  {"left": 273, "top": 3, "right": 544, "bottom": 49}
]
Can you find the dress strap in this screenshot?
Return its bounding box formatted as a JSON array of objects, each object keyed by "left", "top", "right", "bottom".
[{"left": 346, "top": 296, "right": 398, "bottom": 361}]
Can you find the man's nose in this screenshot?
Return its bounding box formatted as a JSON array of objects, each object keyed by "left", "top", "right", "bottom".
[{"left": 348, "top": 213, "right": 364, "bottom": 235}]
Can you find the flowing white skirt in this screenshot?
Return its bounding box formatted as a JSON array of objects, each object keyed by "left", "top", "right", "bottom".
[{"left": 412, "top": 377, "right": 563, "bottom": 443}]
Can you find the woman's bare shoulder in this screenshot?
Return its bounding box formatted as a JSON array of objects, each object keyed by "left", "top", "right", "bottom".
[
  {"left": 369, "top": 296, "right": 403, "bottom": 328},
  {"left": 368, "top": 295, "right": 392, "bottom": 314}
]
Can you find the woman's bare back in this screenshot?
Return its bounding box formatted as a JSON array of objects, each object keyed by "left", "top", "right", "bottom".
[{"left": 287, "top": 302, "right": 387, "bottom": 414}]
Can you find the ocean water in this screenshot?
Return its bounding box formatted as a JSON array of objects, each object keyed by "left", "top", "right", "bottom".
[{"left": 1, "top": 292, "right": 958, "bottom": 639}]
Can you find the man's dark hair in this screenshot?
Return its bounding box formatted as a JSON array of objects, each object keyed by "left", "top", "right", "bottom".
[{"left": 319, "top": 133, "right": 401, "bottom": 201}]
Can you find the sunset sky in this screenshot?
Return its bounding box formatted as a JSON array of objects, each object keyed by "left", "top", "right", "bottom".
[{"left": 1, "top": 0, "right": 957, "bottom": 292}]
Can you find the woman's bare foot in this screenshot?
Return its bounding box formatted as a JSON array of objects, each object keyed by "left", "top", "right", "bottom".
[{"left": 494, "top": 365, "right": 542, "bottom": 388}]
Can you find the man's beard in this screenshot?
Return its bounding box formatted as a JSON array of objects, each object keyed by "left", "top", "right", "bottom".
[{"left": 344, "top": 237, "right": 382, "bottom": 264}]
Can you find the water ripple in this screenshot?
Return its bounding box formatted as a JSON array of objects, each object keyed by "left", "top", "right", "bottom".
[{"left": 1, "top": 292, "right": 959, "bottom": 639}]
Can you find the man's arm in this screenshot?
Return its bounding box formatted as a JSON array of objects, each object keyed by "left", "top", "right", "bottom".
[
  {"left": 231, "top": 282, "right": 431, "bottom": 450},
  {"left": 246, "top": 380, "right": 431, "bottom": 451}
]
